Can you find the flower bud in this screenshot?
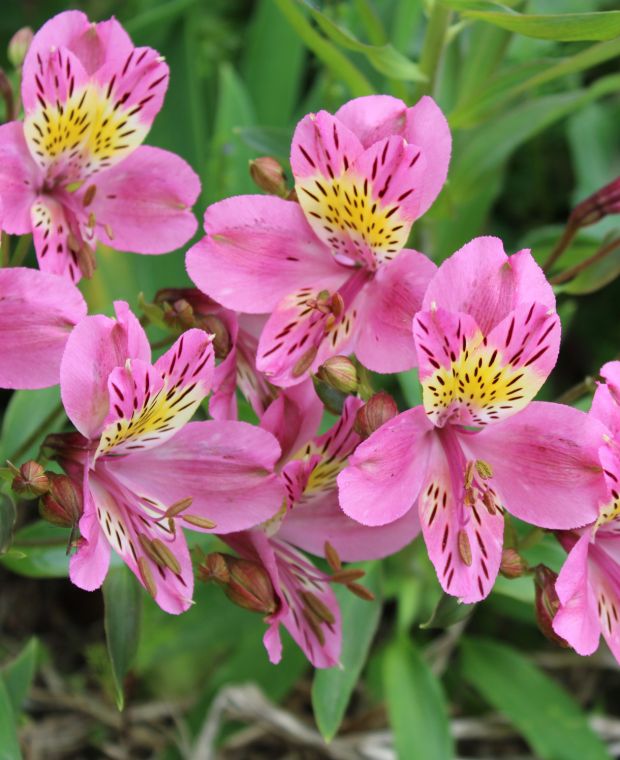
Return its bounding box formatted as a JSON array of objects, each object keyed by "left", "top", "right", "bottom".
[
  {"left": 163, "top": 298, "right": 196, "bottom": 330},
  {"left": 39, "top": 474, "right": 83, "bottom": 528},
  {"left": 570, "top": 176, "right": 620, "bottom": 229},
  {"left": 316, "top": 356, "right": 358, "bottom": 394},
  {"left": 11, "top": 461, "right": 49, "bottom": 499},
  {"left": 199, "top": 553, "right": 278, "bottom": 615},
  {"left": 7, "top": 27, "right": 33, "bottom": 69},
  {"left": 354, "top": 391, "right": 398, "bottom": 438},
  {"left": 534, "top": 564, "right": 568, "bottom": 647},
  {"left": 499, "top": 548, "right": 528, "bottom": 579},
  {"left": 249, "top": 157, "right": 287, "bottom": 196},
  {"left": 196, "top": 313, "right": 231, "bottom": 359}
]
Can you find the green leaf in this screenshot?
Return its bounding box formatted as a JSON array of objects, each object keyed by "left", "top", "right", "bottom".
[
  {"left": 234, "top": 126, "right": 291, "bottom": 162},
  {"left": 103, "top": 565, "right": 142, "bottom": 710},
  {"left": 0, "top": 387, "right": 62, "bottom": 464},
  {"left": 396, "top": 368, "right": 422, "bottom": 408},
  {"left": 0, "top": 679, "right": 21, "bottom": 760},
  {"left": 557, "top": 243, "right": 620, "bottom": 296},
  {"left": 460, "top": 637, "right": 610, "bottom": 760},
  {"left": 458, "top": 8, "right": 620, "bottom": 42},
  {"left": 302, "top": 1, "right": 426, "bottom": 81},
  {"left": 2, "top": 639, "right": 38, "bottom": 714},
  {"left": 312, "top": 562, "right": 382, "bottom": 741},
  {"left": 0, "top": 494, "right": 16, "bottom": 556},
  {"left": 0, "top": 521, "right": 70, "bottom": 578},
  {"left": 383, "top": 636, "right": 453, "bottom": 760},
  {"left": 420, "top": 591, "right": 475, "bottom": 629}
]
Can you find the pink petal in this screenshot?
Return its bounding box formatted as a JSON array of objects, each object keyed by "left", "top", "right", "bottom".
[
  {"left": 419, "top": 432, "right": 504, "bottom": 603},
  {"left": 423, "top": 238, "right": 555, "bottom": 335},
  {"left": 403, "top": 96, "right": 452, "bottom": 217},
  {"left": 338, "top": 406, "right": 434, "bottom": 526},
  {"left": 335, "top": 95, "right": 409, "bottom": 148},
  {"left": 31, "top": 196, "right": 81, "bottom": 282},
  {"left": 107, "top": 421, "right": 285, "bottom": 534},
  {"left": 70, "top": 482, "right": 111, "bottom": 592},
  {"left": 95, "top": 330, "right": 214, "bottom": 459},
  {"left": 591, "top": 361, "right": 620, "bottom": 438},
  {"left": 0, "top": 122, "right": 39, "bottom": 235},
  {"left": 279, "top": 489, "right": 421, "bottom": 561},
  {"left": 0, "top": 267, "right": 87, "bottom": 389},
  {"left": 186, "top": 195, "right": 346, "bottom": 313},
  {"left": 553, "top": 533, "right": 601, "bottom": 656},
  {"left": 85, "top": 146, "right": 200, "bottom": 254},
  {"left": 462, "top": 402, "right": 608, "bottom": 529},
  {"left": 60, "top": 301, "right": 150, "bottom": 439},
  {"left": 588, "top": 538, "right": 620, "bottom": 662},
  {"left": 290, "top": 109, "right": 363, "bottom": 181},
  {"left": 260, "top": 380, "right": 323, "bottom": 463},
  {"left": 355, "top": 248, "right": 436, "bottom": 373}
]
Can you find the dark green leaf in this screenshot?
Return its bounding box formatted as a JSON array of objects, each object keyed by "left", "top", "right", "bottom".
[
  {"left": 420, "top": 591, "right": 475, "bottom": 629},
  {"left": 0, "top": 494, "right": 16, "bottom": 556},
  {"left": 557, "top": 243, "right": 620, "bottom": 295},
  {"left": 312, "top": 562, "right": 382, "bottom": 741},
  {"left": 103, "top": 565, "right": 142, "bottom": 710},
  {"left": 0, "top": 678, "right": 21, "bottom": 760},
  {"left": 1, "top": 638, "right": 38, "bottom": 714},
  {"left": 460, "top": 637, "right": 610, "bottom": 760},
  {"left": 383, "top": 636, "right": 453, "bottom": 760},
  {"left": 0, "top": 521, "right": 70, "bottom": 578},
  {"left": 0, "top": 387, "right": 62, "bottom": 464},
  {"left": 234, "top": 126, "right": 292, "bottom": 163}
]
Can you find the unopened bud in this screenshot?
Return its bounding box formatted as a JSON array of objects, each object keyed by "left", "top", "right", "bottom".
[
  {"left": 534, "top": 564, "right": 568, "bottom": 647},
  {"left": 354, "top": 391, "right": 398, "bottom": 438},
  {"left": 39, "top": 474, "right": 83, "bottom": 528},
  {"left": 7, "top": 27, "right": 33, "bottom": 69},
  {"left": 11, "top": 461, "right": 49, "bottom": 499},
  {"left": 570, "top": 176, "right": 620, "bottom": 228},
  {"left": 200, "top": 553, "right": 277, "bottom": 615},
  {"left": 163, "top": 298, "right": 195, "bottom": 330},
  {"left": 500, "top": 548, "right": 528, "bottom": 579},
  {"left": 249, "top": 157, "right": 287, "bottom": 196},
  {"left": 196, "top": 313, "right": 231, "bottom": 358},
  {"left": 316, "top": 356, "right": 358, "bottom": 394}
]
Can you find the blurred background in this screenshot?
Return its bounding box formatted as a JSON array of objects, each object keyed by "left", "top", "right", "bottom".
[{"left": 1, "top": 1, "right": 620, "bottom": 758}]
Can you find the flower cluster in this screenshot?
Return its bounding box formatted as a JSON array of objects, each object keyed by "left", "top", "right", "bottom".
[{"left": 1, "top": 11, "right": 619, "bottom": 669}]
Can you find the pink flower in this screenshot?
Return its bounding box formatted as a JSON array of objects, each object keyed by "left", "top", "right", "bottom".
[
  {"left": 187, "top": 95, "right": 449, "bottom": 386},
  {"left": 0, "top": 267, "right": 86, "bottom": 388},
  {"left": 553, "top": 361, "right": 620, "bottom": 660},
  {"left": 339, "top": 237, "right": 607, "bottom": 603},
  {"left": 0, "top": 11, "right": 200, "bottom": 282},
  {"left": 57, "top": 303, "right": 284, "bottom": 613}
]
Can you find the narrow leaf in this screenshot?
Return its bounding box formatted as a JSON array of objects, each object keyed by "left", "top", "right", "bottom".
[
  {"left": 420, "top": 591, "right": 475, "bottom": 629},
  {"left": 460, "top": 9, "right": 620, "bottom": 42},
  {"left": 1, "top": 638, "right": 38, "bottom": 715},
  {"left": 312, "top": 562, "right": 382, "bottom": 741},
  {"left": 383, "top": 636, "right": 453, "bottom": 760},
  {"left": 0, "top": 678, "right": 21, "bottom": 760},
  {"left": 103, "top": 565, "right": 142, "bottom": 710},
  {"left": 0, "top": 494, "right": 16, "bottom": 556},
  {"left": 460, "top": 637, "right": 609, "bottom": 760}
]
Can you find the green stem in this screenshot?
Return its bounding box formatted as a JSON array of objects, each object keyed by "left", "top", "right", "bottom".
[
  {"left": 9, "top": 234, "right": 31, "bottom": 267},
  {"left": 414, "top": 0, "right": 452, "bottom": 100},
  {"left": 549, "top": 236, "right": 620, "bottom": 285},
  {"left": 542, "top": 222, "right": 579, "bottom": 273},
  {"left": 8, "top": 402, "right": 65, "bottom": 464},
  {"left": 1, "top": 232, "right": 10, "bottom": 267},
  {"left": 274, "top": 0, "right": 374, "bottom": 97},
  {"left": 555, "top": 376, "right": 596, "bottom": 406}
]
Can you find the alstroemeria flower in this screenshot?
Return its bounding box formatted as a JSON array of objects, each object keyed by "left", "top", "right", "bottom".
[
  {"left": 224, "top": 530, "right": 342, "bottom": 668},
  {"left": 553, "top": 361, "right": 620, "bottom": 661},
  {"left": 0, "top": 267, "right": 86, "bottom": 389},
  {"left": 187, "top": 95, "right": 449, "bottom": 386},
  {"left": 339, "top": 237, "right": 607, "bottom": 603},
  {"left": 0, "top": 10, "right": 200, "bottom": 282},
  {"left": 57, "top": 303, "right": 284, "bottom": 613}
]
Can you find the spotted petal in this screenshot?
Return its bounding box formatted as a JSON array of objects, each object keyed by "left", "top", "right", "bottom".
[
  {"left": 419, "top": 433, "right": 504, "bottom": 603},
  {"left": 31, "top": 196, "right": 84, "bottom": 282},
  {"left": 96, "top": 329, "right": 214, "bottom": 459}
]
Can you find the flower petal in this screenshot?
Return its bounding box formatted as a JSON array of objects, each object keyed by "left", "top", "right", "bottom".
[
  {"left": 335, "top": 94, "right": 409, "bottom": 148},
  {"left": 553, "top": 533, "right": 601, "bottom": 656},
  {"left": 260, "top": 380, "right": 324, "bottom": 463},
  {"left": 60, "top": 301, "right": 150, "bottom": 439},
  {"left": 107, "top": 421, "right": 285, "bottom": 534},
  {"left": 338, "top": 406, "right": 434, "bottom": 526},
  {"left": 355, "top": 248, "right": 436, "bottom": 373},
  {"left": 84, "top": 146, "right": 200, "bottom": 254},
  {"left": 0, "top": 122, "right": 38, "bottom": 235},
  {"left": 423, "top": 238, "right": 555, "bottom": 334},
  {"left": 186, "top": 195, "right": 346, "bottom": 313},
  {"left": 419, "top": 433, "right": 504, "bottom": 603},
  {"left": 95, "top": 330, "right": 214, "bottom": 459},
  {"left": 0, "top": 267, "right": 87, "bottom": 389},
  {"left": 462, "top": 402, "right": 608, "bottom": 529},
  {"left": 31, "top": 196, "right": 82, "bottom": 282},
  {"left": 70, "top": 488, "right": 111, "bottom": 592}
]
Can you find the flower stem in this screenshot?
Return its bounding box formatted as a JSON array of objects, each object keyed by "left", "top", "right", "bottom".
[
  {"left": 415, "top": 0, "right": 452, "bottom": 100},
  {"left": 555, "top": 376, "right": 596, "bottom": 406},
  {"left": 549, "top": 236, "right": 620, "bottom": 285},
  {"left": 542, "top": 222, "right": 578, "bottom": 273}
]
